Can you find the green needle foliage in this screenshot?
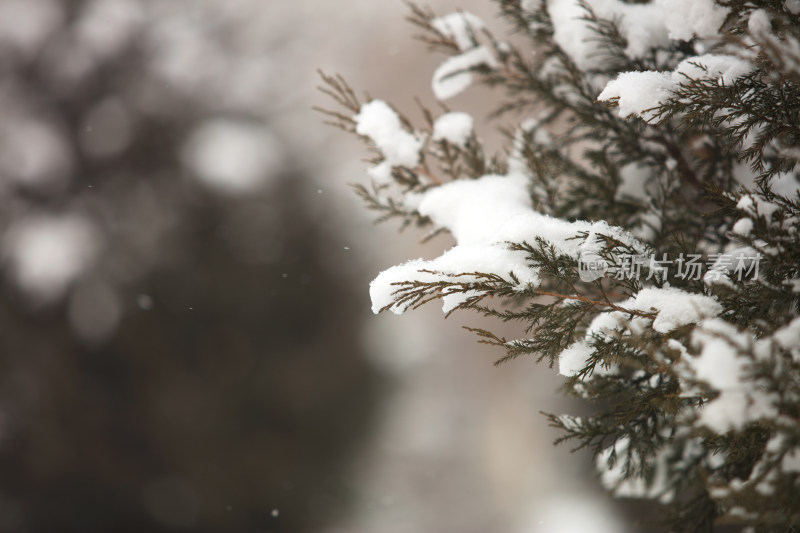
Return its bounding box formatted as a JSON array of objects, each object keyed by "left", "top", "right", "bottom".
[{"left": 321, "top": 0, "right": 800, "bottom": 530}]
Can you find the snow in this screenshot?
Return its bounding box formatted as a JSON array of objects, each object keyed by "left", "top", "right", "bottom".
[
  {"left": 732, "top": 217, "right": 753, "bottom": 236},
  {"left": 431, "top": 11, "right": 485, "bottom": 52},
  {"left": 687, "top": 319, "right": 778, "bottom": 432},
  {"left": 628, "top": 287, "right": 722, "bottom": 334},
  {"left": 674, "top": 54, "right": 754, "bottom": 85},
  {"left": 757, "top": 435, "right": 800, "bottom": 477},
  {"left": 654, "top": 0, "right": 728, "bottom": 41},
  {"left": 585, "top": 287, "right": 720, "bottom": 339},
  {"left": 182, "top": 118, "right": 283, "bottom": 194},
  {"left": 547, "top": 0, "right": 668, "bottom": 71},
  {"left": 730, "top": 174, "right": 797, "bottom": 230},
  {"left": 415, "top": 175, "right": 638, "bottom": 256},
  {"left": 731, "top": 173, "right": 800, "bottom": 226},
  {"left": 591, "top": 310, "right": 626, "bottom": 337},
  {"left": 782, "top": 448, "right": 800, "bottom": 473},
  {"left": 747, "top": 9, "right": 771, "bottom": 36},
  {"left": 432, "top": 45, "right": 497, "bottom": 100},
  {"left": 692, "top": 320, "right": 752, "bottom": 370},
  {"left": 773, "top": 316, "right": 800, "bottom": 352},
  {"left": 737, "top": 195, "right": 754, "bottom": 211},
  {"left": 370, "top": 172, "right": 642, "bottom": 314},
  {"left": 599, "top": 56, "right": 755, "bottom": 121},
  {"left": 416, "top": 173, "right": 531, "bottom": 245},
  {"left": 432, "top": 112, "right": 474, "bottom": 147},
  {"left": 354, "top": 100, "right": 423, "bottom": 182},
  {"left": 558, "top": 340, "right": 592, "bottom": 377},
  {"left": 369, "top": 244, "right": 539, "bottom": 314},
  {"left": 428, "top": 11, "right": 494, "bottom": 99},
  {"left": 557, "top": 288, "right": 721, "bottom": 376},
  {"left": 597, "top": 71, "right": 674, "bottom": 121}
]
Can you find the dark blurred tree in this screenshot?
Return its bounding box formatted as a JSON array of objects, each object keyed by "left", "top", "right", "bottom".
[{"left": 0, "top": 1, "right": 380, "bottom": 531}]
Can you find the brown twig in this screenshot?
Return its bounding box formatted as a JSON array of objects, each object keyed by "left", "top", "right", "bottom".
[{"left": 532, "top": 288, "right": 655, "bottom": 318}]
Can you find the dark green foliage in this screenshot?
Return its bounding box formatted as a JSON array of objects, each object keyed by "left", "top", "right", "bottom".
[{"left": 322, "top": 0, "right": 800, "bottom": 530}]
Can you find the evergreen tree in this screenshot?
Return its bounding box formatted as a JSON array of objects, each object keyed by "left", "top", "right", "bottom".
[{"left": 321, "top": 0, "right": 800, "bottom": 530}]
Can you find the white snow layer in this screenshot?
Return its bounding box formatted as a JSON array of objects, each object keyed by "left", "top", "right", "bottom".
[
  {"left": 598, "top": 71, "right": 674, "bottom": 121},
  {"left": 655, "top": 0, "right": 729, "bottom": 41},
  {"left": 546, "top": 0, "right": 744, "bottom": 121},
  {"left": 431, "top": 11, "right": 485, "bottom": 52},
  {"left": 558, "top": 287, "right": 722, "bottom": 376},
  {"left": 674, "top": 54, "right": 755, "bottom": 85},
  {"left": 559, "top": 340, "right": 593, "bottom": 377},
  {"left": 547, "top": 0, "right": 668, "bottom": 71},
  {"left": 546, "top": 0, "right": 729, "bottom": 72},
  {"left": 773, "top": 316, "right": 800, "bottom": 353},
  {"left": 687, "top": 319, "right": 778, "bottom": 432},
  {"left": 748, "top": 9, "right": 772, "bottom": 35},
  {"left": 629, "top": 287, "right": 722, "bottom": 334},
  {"left": 432, "top": 45, "right": 497, "bottom": 100},
  {"left": 370, "top": 172, "right": 641, "bottom": 314},
  {"left": 598, "top": 55, "right": 755, "bottom": 120},
  {"left": 432, "top": 112, "right": 474, "bottom": 147},
  {"left": 732, "top": 217, "right": 753, "bottom": 236},
  {"left": 354, "top": 100, "right": 423, "bottom": 182}
]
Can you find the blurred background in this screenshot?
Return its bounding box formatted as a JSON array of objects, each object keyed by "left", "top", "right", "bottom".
[{"left": 0, "top": 0, "right": 627, "bottom": 531}]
